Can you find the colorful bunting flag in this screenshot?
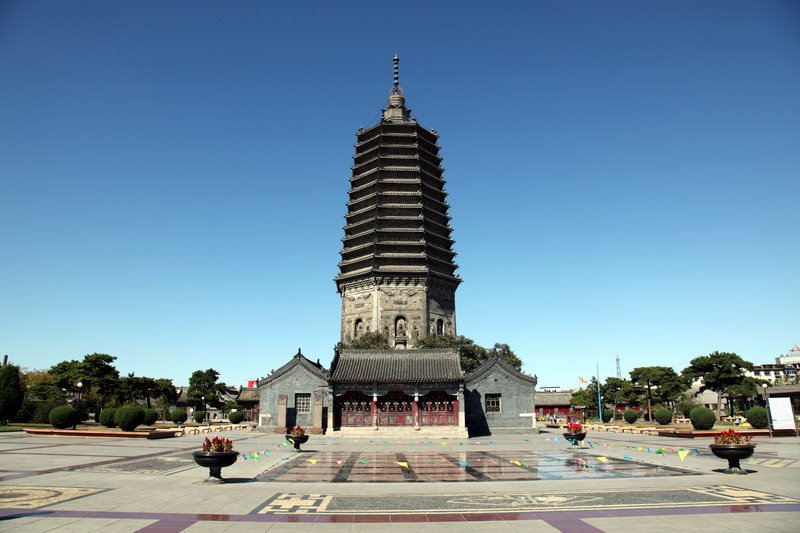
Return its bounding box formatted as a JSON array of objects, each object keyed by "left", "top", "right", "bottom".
[
  {"left": 596, "top": 457, "right": 608, "bottom": 462},
  {"left": 678, "top": 449, "right": 690, "bottom": 462},
  {"left": 396, "top": 461, "right": 408, "bottom": 468}
]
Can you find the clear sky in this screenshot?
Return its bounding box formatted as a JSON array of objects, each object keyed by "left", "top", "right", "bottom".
[{"left": 2, "top": 1, "right": 798, "bottom": 390}]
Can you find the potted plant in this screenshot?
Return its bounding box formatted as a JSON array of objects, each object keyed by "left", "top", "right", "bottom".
[
  {"left": 709, "top": 428, "right": 755, "bottom": 475},
  {"left": 192, "top": 437, "right": 239, "bottom": 483},
  {"left": 285, "top": 425, "right": 309, "bottom": 452},
  {"left": 563, "top": 415, "right": 586, "bottom": 447}
]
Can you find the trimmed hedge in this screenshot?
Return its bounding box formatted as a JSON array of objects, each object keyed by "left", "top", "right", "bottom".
[
  {"left": 114, "top": 404, "right": 145, "bottom": 432},
  {"left": 49, "top": 405, "right": 77, "bottom": 429},
  {"left": 745, "top": 406, "right": 768, "bottom": 429},
  {"left": 689, "top": 406, "right": 716, "bottom": 430},
  {"left": 193, "top": 410, "right": 206, "bottom": 423},
  {"left": 171, "top": 409, "right": 188, "bottom": 424},
  {"left": 143, "top": 408, "right": 159, "bottom": 426},
  {"left": 100, "top": 408, "right": 118, "bottom": 428},
  {"left": 653, "top": 407, "right": 673, "bottom": 425},
  {"left": 623, "top": 409, "right": 639, "bottom": 424},
  {"left": 601, "top": 409, "right": 613, "bottom": 423},
  {"left": 228, "top": 411, "right": 245, "bottom": 424}
]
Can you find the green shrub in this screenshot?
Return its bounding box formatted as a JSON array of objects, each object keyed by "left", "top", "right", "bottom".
[
  {"left": 143, "top": 408, "right": 159, "bottom": 426},
  {"left": 653, "top": 407, "right": 673, "bottom": 425},
  {"left": 193, "top": 410, "right": 206, "bottom": 423},
  {"left": 100, "top": 408, "right": 118, "bottom": 428},
  {"left": 679, "top": 399, "right": 699, "bottom": 419},
  {"left": 623, "top": 409, "right": 639, "bottom": 424},
  {"left": 0, "top": 364, "right": 24, "bottom": 425},
  {"left": 601, "top": 409, "right": 613, "bottom": 423},
  {"left": 613, "top": 411, "right": 623, "bottom": 420},
  {"left": 114, "top": 405, "right": 145, "bottom": 431},
  {"left": 745, "top": 406, "right": 768, "bottom": 429},
  {"left": 49, "top": 405, "right": 76, "bottom": 429},
  {"left": 228, "top": 411, "right": 245, "bottom": 424},
  {"left": 171, "top": 409, "right": 188, "bottom": 424},
  {"left": 689, "top": 406, "right": 716, "bottom": 430}
]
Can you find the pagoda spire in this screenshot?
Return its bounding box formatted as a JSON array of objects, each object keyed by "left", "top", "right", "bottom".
[
  {"left": 383, "top": 55, "right": 411, "bottom": 122},
  {"left": 392, "top": 54, "right": 400, "bottom": 93}
]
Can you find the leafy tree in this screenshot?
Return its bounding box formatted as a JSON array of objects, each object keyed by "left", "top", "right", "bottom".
[
  {"left": 347, "top": 331, "right": 391, "bottom": 349},
  {"left": 486, "top": 343, "right": 523, "bottom": 370},
  {"left": 602, "top": 377, "right": 638, "bottom": 408},
  {"left": 79, "top": 353, "right": 120, "bottom": 408},
  {"left": 117, "top": 374, "right": 159, "bottom": 407},
  {"left": 417, "top": 334, "right": 521, "bottom": 373},
  {"left": 571, "top": 378, "right": 600, "bottom": 413},
  {"left": 48, "top": 360, "right": 82, "bottom": 392},
  {"left": 416, "top": 334, "right": 458, "bottom": 349},
  {"left": 726, "top": 376, "right": 767, "bottom": 413},
  {"left": 222, "top": 400, "right": 241, "bottom": 416},
  {"left": 630, "top": 366, "right": 685, "bottom": 421},
  {"left": 682, "top": 351, "right": 753, "bottom": 420},
  {"left": 0, "top": 365, "right": 24, "bottom": 425},
  {"left": 187, "top": 369, "right": 227, "bottom": 409}
]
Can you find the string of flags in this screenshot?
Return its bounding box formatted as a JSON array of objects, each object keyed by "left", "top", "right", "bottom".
[{"left": 233, "top": 435, "right": 700, "bottom": 466}]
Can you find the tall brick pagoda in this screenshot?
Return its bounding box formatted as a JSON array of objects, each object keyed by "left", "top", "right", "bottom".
[{"left": 335, "top": 56, "right": 460, "bottom": 349}]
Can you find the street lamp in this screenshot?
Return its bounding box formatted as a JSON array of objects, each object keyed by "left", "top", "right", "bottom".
[
  {"left": 762, "top": 383, "right": 772, "bottom": 438},
  {"left": 201, "top": 396, "right": 206, "bottom": 424},
  {"left": 73, "top": 382, "right": 83, "bottom": 430}
]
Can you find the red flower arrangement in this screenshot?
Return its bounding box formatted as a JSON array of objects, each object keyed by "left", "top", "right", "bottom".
[
  {"left": 713, "top": 428, "right": 754, "bottom": 446},
  {"left": 201, "top": 437, "right": 233, "bottom": 452}
]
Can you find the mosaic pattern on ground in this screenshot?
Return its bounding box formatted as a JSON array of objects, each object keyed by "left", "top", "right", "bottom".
[
  {"left": 0, "top": 486, "right": 105, "bottom": 509},
  {"left": 81, "top": 452, "right": 196, "bottom": 475},
  {"left": 254, "top": 450, "right": 697, "bottom": 482},
  {"left": 254, "top": 485, "right": 800, "bottom": 515}
]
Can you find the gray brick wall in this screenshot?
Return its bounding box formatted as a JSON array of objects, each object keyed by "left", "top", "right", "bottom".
[
  {"left": 465, "top": 364, "right": 536, "bottom": 436},
  {"left": 258, "top": 366, "right": 328, "bottom": 430}
]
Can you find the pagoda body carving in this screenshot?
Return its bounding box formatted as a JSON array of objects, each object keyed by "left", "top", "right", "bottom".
[{"left": 335, "top": 58, "right": 460, "bottom": 349}]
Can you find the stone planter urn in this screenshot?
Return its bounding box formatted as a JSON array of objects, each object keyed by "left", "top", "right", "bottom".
[
  {"left": 563, "top": 432, "right": 587, "bottom": 447},
  {"left": 709, "top": 444, "right": 755, "bottom": 474},
  {"left": 286, "top": 434, "right": 309, "bottom": 452},
  {"left": 192, "top": 450, "right": 239, "bottom": 483}
]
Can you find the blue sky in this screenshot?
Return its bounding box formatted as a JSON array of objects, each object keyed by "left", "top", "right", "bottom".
[{"left": 2, "top": 1, "right": 798, "bottom": 389}]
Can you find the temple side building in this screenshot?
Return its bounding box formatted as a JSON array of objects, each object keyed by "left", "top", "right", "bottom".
[{"left": 257, "top": 57, "right": 536, "bottom": 437}]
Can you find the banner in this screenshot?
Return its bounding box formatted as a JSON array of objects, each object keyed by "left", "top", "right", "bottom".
[{"left": 768, "top": 397, "right": 797, "bottom": 431}]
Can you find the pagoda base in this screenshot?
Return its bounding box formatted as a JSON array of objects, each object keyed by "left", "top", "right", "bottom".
[{"left": 332, "top": 426, "right": 468, "bottom": 439}]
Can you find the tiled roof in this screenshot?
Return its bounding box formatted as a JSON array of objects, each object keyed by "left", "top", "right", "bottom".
[
  {"left": 330, "top": 348, "right": 463, "bottom": 383},
  {"left": 258, "top": 349, "right": 328, "bottom": 387},
  {"left": 535, "top": 391, "right": 574, "bottom": 406},
  {"left": 464, "top": 355, "right": 538, "bottom": 386},
  {"left": 236, "top": 388, "right": 260, "bottom": 402}
]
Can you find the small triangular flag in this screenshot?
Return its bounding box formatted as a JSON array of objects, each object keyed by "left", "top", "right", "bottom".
[
  {"left": 395, "top": 461, "right": 408, "bottom": 468},
  {"left": 308, "top": 459, "right": 317, "bottom": 464},
  {"left": 678, "top": 449, "right": 690, "bottom": 462},
  {"left": 596, "top": 457, "right": 608, "bottom": 462}
]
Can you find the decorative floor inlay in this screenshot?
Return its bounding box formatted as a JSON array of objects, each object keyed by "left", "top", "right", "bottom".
[
  {"left": 81, "top": 452, "right": 196, "bottom": 475},
  {"left": 254, "top": 450, "right": 698, "bottom": 482},
  {"left": 254, "top": 485, "right": 800, "bottom": 515},
  {"left": 0, "top": 486, "right": 106, "bottom": 509}
]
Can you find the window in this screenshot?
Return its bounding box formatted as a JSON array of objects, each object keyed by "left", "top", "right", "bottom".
[
  {"left": 485, "top": 394, "right": 501, "bottom": 413},
  {"left": 295, "top": 393, "right": 311, "bottom": 414}
]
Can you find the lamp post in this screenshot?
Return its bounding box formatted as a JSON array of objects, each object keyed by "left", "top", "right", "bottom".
[
  {"left": 201, "top": 396, "right": 206, "bottom": 424},
  {"left": 762, "top": 383, "right": 772, "bottom": 438},
  {"left": 72, "top": 382, "right": 83, "bottom": 429}
]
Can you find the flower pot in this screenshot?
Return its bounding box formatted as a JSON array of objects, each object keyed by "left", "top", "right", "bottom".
[
  {"left": 285, "top": 434, "right": 309, "bottom": 451},
  {"left": 192, "top": 450, "right": 239, "bottom": 483},
  {"left": 563, "top": 432, "right": 586, "bottom": 447},
  {"left": 709, "top": 444, "right": 755, "bottom": 474}
]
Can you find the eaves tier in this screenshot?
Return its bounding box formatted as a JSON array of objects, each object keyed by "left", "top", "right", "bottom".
[{"left": 336, "top": 121, "right": 460, "bottom": 289}]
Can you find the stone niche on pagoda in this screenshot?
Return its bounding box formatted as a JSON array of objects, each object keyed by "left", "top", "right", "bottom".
[{"left": 335, "top": 57, "right": 461, "bottom": 350}]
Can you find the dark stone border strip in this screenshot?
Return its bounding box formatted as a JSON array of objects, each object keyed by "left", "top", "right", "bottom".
[
  {"left": 0, "top": 503, "right": 798, "bottom": 530},
  {"left": 331, "top": 452, "right": 360, "bottom": 483}
]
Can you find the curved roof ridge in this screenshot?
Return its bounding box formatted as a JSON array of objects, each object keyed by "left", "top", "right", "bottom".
[{"left": 465, "top": 354, "right": 538, "bottom": 385}]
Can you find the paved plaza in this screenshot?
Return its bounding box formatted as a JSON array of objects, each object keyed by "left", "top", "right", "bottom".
[{"left": 1, "top": 428, "right": 799, "bottom": 531}]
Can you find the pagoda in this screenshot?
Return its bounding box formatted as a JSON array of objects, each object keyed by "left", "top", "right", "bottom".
[{"left": 335, "top": 56, "right": 460, "bottom": 349}]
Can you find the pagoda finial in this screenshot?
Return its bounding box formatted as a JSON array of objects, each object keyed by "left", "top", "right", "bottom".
[{"left": 393, "top": 54, "right": 400, "bottom": 92}]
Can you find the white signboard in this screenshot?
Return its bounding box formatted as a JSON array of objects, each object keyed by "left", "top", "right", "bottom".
[{"left": 768, "top": 397, "right": 797, "bottom": 431}]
